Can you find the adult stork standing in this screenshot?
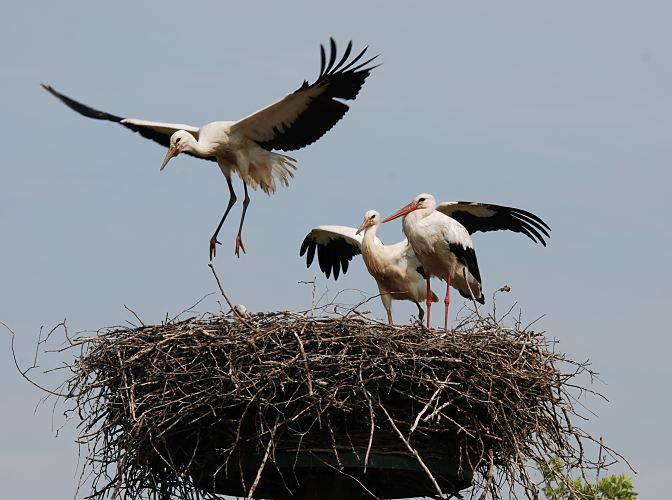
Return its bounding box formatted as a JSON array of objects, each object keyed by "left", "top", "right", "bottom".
[
  {"left": 42, "top": 39, "right": 378, "bottom": 259},
  {"left": 383, "top": 194, "right": 550, "bottom": 330},
  {"left": 300, "top": 210, "right": 438, "bottom": 325}
]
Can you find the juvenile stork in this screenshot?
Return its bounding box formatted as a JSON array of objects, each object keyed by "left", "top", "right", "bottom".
[
  {"left": 383, "top": 194, "right": 550, "bottom": 330},
  {"left": 300, "top": 211, "right": 438, "bottom": 325},
  {"left": 42, "top": 39, "right": 378, "bottom": 259}
]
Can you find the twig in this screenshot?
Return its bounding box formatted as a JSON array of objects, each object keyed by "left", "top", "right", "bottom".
[
  {"left": 478, "top": 450, "right": 494, "bottom": 500},
  {"left": 359, "top": 365, "right": 376, "bottom": 474},
  {"left": 2, "top": 322, "right": 68, "bottom": 397},
  {"left": 208, "top": 263, "right": 261, "bottom": 340},
  {"left": 207, "top": 263, "right": 236, "bottom": 311},
  {"left": 247, "top": 414, "right": 280, "bottom": 499},
  {"left": 375, "top": 394, "right": 444, "bottom": 498},
  {"left": 123, "top": 305, "right": 145, "bottom": 327},
  {"left": 409, "top": 377, "right": 448, "bottom": 437},
  {"left": 293, "top": 327, "right": 314, "bottom": 397}
]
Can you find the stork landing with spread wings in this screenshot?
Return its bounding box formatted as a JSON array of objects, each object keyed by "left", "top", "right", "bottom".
[
  {"left": 43, "top": 39, "right": 378, "bottom": 259},
  {"left": 384, "top": 194, "right": 551, "bottom": 330},
  {"left": 300, "top": 211, "right": 439, "bottom": 325}
]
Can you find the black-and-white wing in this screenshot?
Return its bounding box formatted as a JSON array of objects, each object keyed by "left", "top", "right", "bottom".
[
  {"left": 41, "top": 84, "right": 210, "bottom": 161},
  {"left": 435, "top": 201, "right": 551, "bottom": 246},
  {"left": 233, "top": 39, "right": 378, "bottom": 152},
  {"left": 299, "top": 225, "right": 364, "bottom": 280}
]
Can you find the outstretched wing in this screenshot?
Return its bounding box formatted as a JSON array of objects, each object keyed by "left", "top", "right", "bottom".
[
  {"left": 41, "top": 84, "right": 212, "bottom": 161},
  {"left": 436, "top": 201, "right": 551, "bottom": 246},
  {"left": 233, "top": 38, "right": 378, "bottom": 152},
  {"left": 299, "top": 225, "right": 364, "bottom": 280}
]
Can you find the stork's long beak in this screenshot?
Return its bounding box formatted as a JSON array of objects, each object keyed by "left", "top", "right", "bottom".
[
  {"left": 355, "top": 218, "right": 369, "bottom": 235},
  {"left": 382, "top": 201, "right": 418, "bottom": 223},
  {"left": 160, "top": 146, "right": 179, "bottom": 171}
]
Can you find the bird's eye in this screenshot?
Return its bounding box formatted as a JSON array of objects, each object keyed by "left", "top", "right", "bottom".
[
  {"left": 370, "top": 215, "right": 376, "bottom": 220},
  {"left": 418, "top": 198, "right": 425, "bottom": 203},
  {"left": 175, "top": 137, "right": 181, "bottom": 144}
]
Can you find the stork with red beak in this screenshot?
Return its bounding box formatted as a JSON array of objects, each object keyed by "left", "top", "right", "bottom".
[
  {"left": 42, "top": 39, "right": 377, "bottom": 259},
  {"left": 383, "top": 193, "right": 550, "bottom": 330},
  {"left": 300, "top": 210, "right": 438, "bottom": 325}
]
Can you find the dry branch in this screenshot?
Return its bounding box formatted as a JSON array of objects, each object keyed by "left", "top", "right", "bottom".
[{"left": 34, "top": 304, "right": 616, "bottom": 499}]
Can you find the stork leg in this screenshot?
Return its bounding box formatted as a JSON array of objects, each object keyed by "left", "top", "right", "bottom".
[
  {"left": 425, "top": 274, "right": 433, "bottom": 329},
  {"left": 210, "top": 176, "right": 237, "bottom": 260},
  {"left": 415, "top": 302, "right": 425, "bottom": 323},
  {"left": 386, "top": 308, "right": 393, "bottom": 326},
  {"left": 444, "top": 272, "right": 451, "bottom": 331},
  {"left": 234, "top": 181, "right": 250, "bottom": 258}
]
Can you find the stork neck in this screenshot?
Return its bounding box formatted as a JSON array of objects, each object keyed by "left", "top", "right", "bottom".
[
  {"left": 361, "top": 224, "right": 380, "bottom": 250},
  {"left": 361, "top": 224, "right": 386, "bottom": 274},
  {"left": 404, "top": 208, "right": 433, "bottom": 228},
  {"left": 185, "top": 136, "right": 215, "bottom": 158}
]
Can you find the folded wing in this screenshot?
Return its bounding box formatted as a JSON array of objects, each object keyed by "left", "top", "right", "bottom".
[{"left": 435, "top": 201, "right": 551, "bottom": 246}]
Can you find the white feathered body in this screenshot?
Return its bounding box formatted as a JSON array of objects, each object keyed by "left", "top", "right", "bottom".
[
  {"left": 402, "top": 209, "right": 483, "bottom": 301},
  {"left": 196, "top": 121, "right": 297, "bottom": 195},
  {"left": 360, "top": 225, "right": 438, "bottom": 311}
]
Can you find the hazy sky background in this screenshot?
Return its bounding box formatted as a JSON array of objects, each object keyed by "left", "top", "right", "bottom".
[{"left": 1, "top": 1, "right": 670, "bottom": 498}]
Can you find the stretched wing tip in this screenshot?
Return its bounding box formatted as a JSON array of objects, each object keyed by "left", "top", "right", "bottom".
[{"left": 41, "top": 83, "right": 58, "bottom": 96}]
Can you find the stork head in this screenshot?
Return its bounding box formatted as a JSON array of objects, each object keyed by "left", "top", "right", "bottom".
[
  {"left": 382, "top": 193, "right": 436, "bottom": 223},
  {"left": 161, "top": 130, "right": 193, "bottom": 170},
  {"left": 355, "top": 210, "right": 381, "bottom": 235}
]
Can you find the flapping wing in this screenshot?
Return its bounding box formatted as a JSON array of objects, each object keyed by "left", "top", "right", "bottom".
[
  {"left": 436, "top": 201, "right": 551, "bottom": 246},
  {"left": 41, "top": 84, "right": 211, "bottom": 161},
  {"left": 232, "top": 39, "right": 378, "bottom": 152},
  {"left": 299, "top": 225, "right": 363, "bottom": 280}
]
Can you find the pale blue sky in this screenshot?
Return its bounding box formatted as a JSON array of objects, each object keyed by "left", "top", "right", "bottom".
[{"left": 1, "top": 1, "right": 670, "bottom": 498}]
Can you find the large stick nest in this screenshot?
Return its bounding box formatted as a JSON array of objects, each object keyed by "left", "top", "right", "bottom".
[{"left": 60, "top": 305, "right": 607, "bottom": 499}]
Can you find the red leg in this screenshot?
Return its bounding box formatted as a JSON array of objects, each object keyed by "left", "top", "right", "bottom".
[
  {"left": 386, "top": 309, "right": 393, "bottom": 326},
  {"left": 425, "top": 274, "right": 432, "bottom": 329},
  {"left": 444, "top": 272, "right": 451, "bottom": 331},
  {"left": 234, "top": 234, "right": 246, "bottom": 257}
]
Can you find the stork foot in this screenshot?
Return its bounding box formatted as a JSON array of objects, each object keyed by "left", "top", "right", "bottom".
[
  {"left": 234, "top": 234, "right": 246, "bottom": 258},
  {"left": 209, "top": 236, "right": 221, "bottom": 260}
]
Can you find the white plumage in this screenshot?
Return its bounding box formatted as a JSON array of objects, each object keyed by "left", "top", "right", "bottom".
[
  {"left": 384, "top": 193, "right": 551, "bottom": 330},
  {"left": 42, "top": 39, "right": 378, "bottom": 259},
  {"left": 300, "top": 211, "right": 438, "bottom": 325}
]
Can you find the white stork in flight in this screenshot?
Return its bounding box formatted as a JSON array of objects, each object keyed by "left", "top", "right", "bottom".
[
  {"left": 42, "top": 39, "right": 378, "bottom": 259},
  {"left": 300, "top": 210, "right": 439, "bottom": 325},
  {"left": 382, "top": 194, "right": 551, "bottom": 330}
]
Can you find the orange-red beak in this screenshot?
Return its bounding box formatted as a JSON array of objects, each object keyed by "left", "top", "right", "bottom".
[
  {"left": 382, "top": 201, "right": 418, "bottom": 223},
  {"left": 160, "top": 146, "right": 179, "bottom": 171},
  {"left": 355, "top": 217, "right": 369, "bottom": 235}
]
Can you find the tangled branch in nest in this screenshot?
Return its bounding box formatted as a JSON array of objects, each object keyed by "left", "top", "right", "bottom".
[{"left": 52, "top": 304, "right": 618, "bottom": 500}]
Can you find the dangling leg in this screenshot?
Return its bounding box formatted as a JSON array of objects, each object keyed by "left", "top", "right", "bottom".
[
  {"left": 444, "top": 272, "right": 452, "bottom": 331},
  {"left": 381, "top": 293, "right": 393, "bottom": 326},
  {"left": 234, "top": 181, "right": 250, "bottom": 258},
  {"left": 415, "top": 302, "right": 425, "bottom": 323},
  {"left": 210, "top": 176, "right": 237, "bottom": 260},
  {"left": 425, "top": 274, "right": 433, "bottom": 329}
]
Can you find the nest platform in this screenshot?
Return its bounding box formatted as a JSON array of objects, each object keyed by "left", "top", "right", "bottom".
[{"left": 62, "top": 309, "right": 596, "bottom": 499}]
